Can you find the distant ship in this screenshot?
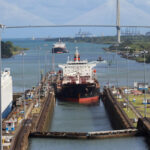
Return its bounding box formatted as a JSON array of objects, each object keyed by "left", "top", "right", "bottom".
[
  {"left": 97, "top": 56, "right": 104, "bottom": 62},
  {"left": 2, "top": 68, "right": 13, "bottom": 118},
  {"left": 32, "top": 36, "right": 35, "bottom": 40},
  {"left": 52, "top": 39, "right": 68, "bottom": 53},
  {"left": 55, "top": 48, "right": 100, "bottom": 104}
]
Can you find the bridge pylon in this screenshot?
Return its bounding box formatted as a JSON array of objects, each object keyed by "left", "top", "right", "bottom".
[{"left": 116, "top": 0, "right": 121, "bottom": 43}]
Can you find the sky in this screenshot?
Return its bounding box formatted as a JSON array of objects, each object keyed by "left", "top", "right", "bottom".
[{"left": 1, "top": 0, "right": 150, "bottom": 38}]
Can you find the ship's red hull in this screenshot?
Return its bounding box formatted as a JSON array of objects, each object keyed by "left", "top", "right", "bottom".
[{"left": 59, "top": 96, "right": 99, "bottom": 104}]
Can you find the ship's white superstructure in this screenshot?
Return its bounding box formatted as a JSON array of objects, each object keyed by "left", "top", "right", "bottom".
[
  {"left": 52, "top": 39, "right": 68, "bottom": 53},
  {"left": 58, "top": 48, "right": 97, "bottom": 85},
  {"left": 53, "top": 39, "right": 66, "bottom": 49},
  {"left": 56, "top": 48, "right": 100, "bottom": 104},
  {"left": 1, "top": 68, "right": 13, "bottom": 118},
  {"left": 54, "top": 42, "right": 66, "bottom": 49}
]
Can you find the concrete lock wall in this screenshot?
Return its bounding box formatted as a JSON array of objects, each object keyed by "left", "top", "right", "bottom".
[
  {"left": 102, "top": 88, "right": 134, "bottom": 129},
  {"left": 137, "top": 118, "right": 150, "bottom": 147},
  {"left": 10, "top": 90, "right": 55, "bottom": 150},
  {"left": 35, "top": 91, "right": 55, "bottom": 132}
]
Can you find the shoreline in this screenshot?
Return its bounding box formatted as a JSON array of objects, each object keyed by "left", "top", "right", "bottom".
[
  {"left": 103, "top": 47, "right": 150, "bottom": 64},
  {"left": 2, "top": 48, "right": 29, "bottom": 59},
  {"left": 2, "top": 40, "right": 29, "bottom": 59}
]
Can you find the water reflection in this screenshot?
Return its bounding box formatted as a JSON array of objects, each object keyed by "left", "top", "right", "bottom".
[
  {"left": 29, "top": 137, "right": 148, "bottom": 150},
  {"left": 50, "top": 100, "right": 112, "bottom": 132}
]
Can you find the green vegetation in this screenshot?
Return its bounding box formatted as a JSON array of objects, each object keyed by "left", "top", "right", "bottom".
[
  {"left": 116, "top": 93, "right": 150, "bottom": 127},
  {"left": 116, "top": 97, "right": 138, "bottom": 127},
  {"left": 47, "top": 35, "right": 150, "bottom": 63},
  {"left": 47, "top": 35, "right": 150, "bottom": 45},
  {"left": 123, "top": 107, "right": 138, "bottom": 127},
  {"left": 45, "top": 36, "right": 118, "bottom": 44},
  {"left": 108, "top": 39, "right": 150, "bottom": 63},
  {"left": 1, "top": 41, "right": 29, "bottom": 58},
  {"left": 128, "top": 94, "right": 150, "bottom": 118}
]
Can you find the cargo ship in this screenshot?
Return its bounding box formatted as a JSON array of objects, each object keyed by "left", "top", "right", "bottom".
[
  {"left": 52, "top": 39, "right": 68, "bottom": 53},
  {"left": 56, "top": 48, "right": 100, "bottom": 104},
  {"left": 2, "top": 68, "right": 13, "bottom": 118}
]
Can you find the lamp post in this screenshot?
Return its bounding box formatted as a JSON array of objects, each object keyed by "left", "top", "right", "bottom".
[
  {"left": 0, "top": 24, "right": 5, "bottom": 150},
  {"left": 51, "top": 47, "right": 55, "bottom": 83},
  {"left": 125, "top": 46, "right": 130, "bottom": 111},
  {"left": 45, "top": 51, "right": 47, "bottom": 75},
  {"left": 45, "top": 51, "right": 50, "bottom": 75},
  {"left": 115, "top": 43, "right": 119, "bottom": 89},
  {"left": 38, "top": 47, "right": 41, "bottom": 106},
  {"left": 143, "top": 50, "right": 147, "bottom": 117},
  {"left": 107, "top": 51, "right": 110, "bottom": 87},
  {"left": 52, "top": 48, "right": 55, "bottom": 73},
  {"left": 22, "top": 51, "right": 26, "bottom": 119}
]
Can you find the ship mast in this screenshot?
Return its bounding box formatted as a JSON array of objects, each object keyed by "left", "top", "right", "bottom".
[
  {"left": 74, "top": 47, "right": 80, "bottom": 61},
  {"left": 52, "top": 48, "right": 55, "bottom": 73}
]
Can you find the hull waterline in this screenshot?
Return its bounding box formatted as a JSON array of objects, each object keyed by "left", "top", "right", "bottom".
[{"left": 57, "top": 96, "right": 100, "bottom": 104}]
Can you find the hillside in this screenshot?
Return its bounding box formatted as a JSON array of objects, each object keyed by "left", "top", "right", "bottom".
[{"left": 1, "top": 41, "right": 29, "bottom": 58}]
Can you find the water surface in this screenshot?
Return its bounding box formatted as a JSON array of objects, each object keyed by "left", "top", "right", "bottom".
[{"left": 2, "top": 39, "right": 149, "bottom": 150}]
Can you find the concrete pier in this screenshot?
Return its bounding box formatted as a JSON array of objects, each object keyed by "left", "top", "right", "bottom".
[
  {"left": 137, "top": 118, "right": 150, "bottom": 146},
  {"left": 36, "top": 89, "right": 55, "bottom": 132},
  {"left": 102, "top": 88, "right": 134, "bottom": 129},
  {"left": 30, "top": 129, "right": 138, "bottom": 139},
  {"left": 2, "top": 78, "right": 150, "bottom": 150},
  {"left": 2, "top": 73, "right": 56, "bottom": 150}
]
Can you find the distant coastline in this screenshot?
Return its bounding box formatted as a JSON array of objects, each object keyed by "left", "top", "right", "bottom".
[
  {"left": 105, "top": 39, "right": 150, "bottom": 63},
  {"left": 45, "top": 36, "right": 150, "bottom": 63},
  {"left": 2, "top": 41, "right": 29, "bottom": 58}
]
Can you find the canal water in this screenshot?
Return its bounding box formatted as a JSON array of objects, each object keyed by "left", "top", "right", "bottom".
[
  {"left": 50, "top": 101, "right": 112, "bottom": 132},
  {"left": 2, "top": 39, "right": 150, "bottom": 150},
  {"left": 29, "top": 137, "right": 147, "bottom": 150}
]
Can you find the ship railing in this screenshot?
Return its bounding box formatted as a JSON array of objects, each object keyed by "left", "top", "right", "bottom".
[{"left": 62, "top": 76, "right": 95, "bottom": 84}]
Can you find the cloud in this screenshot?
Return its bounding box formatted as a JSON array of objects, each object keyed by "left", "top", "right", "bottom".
[
  {"left": 2, "top": 0, "right": 106, "bottom": 24},
  {"left": 0, "top": 0, "right": 54, "bottom": 26},
  {"left": 67, "top": 0, "right": 116, "bottom": 25},
  {"left": 66, "top": 0, "right": 150, "bottom": 26},
  {"left": 1, "top": 0, "right": 150, "bottom": 38},
  {"left": 120, "top": 0, "right": 150, "bottom": 25},
  {"left": 132, "top": 0, "right": 150, "bottom": 6},
  {"left": 1, "top": 0, "right": 150, "bottom": 26},
  {"left": 125, "top": 0, "right": 150, "bottom": 15}
]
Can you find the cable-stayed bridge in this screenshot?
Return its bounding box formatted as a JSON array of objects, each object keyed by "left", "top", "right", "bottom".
[{"left": 1, "top": 0, "right": 150, "bottom": 43}]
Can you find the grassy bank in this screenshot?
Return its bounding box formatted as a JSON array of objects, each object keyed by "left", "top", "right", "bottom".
[
  {"left": 108, "top": 40, "right": 150, "bottom": 63},
  {"left": 46, "top": 36, "right": 150, "bottom": 63},
  {"left": 117, "top": 93, "right": 150, "bottom": 127}
]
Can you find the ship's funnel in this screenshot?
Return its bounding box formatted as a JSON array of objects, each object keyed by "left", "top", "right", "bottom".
[{"left": 74, "top": 47, "right": 80, "bottom": 61}]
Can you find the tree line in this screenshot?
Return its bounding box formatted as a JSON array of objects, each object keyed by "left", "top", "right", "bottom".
[{"left": 1, "top": 41, "right": 28, "bottom": 58}]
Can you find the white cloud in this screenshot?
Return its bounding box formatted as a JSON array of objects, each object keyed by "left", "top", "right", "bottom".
[
  {"left": 67, "top": 0, "right": 116, "bottom": 25},
  {"left": 0, "top": 0, "right": 54, "bottom": 26},
  {"left": 1, "top": 0, "right": 150, "bottom": 26},
  {"left": 1, "top": 0, "right": 150, "bottom": 37},
  {"left": 2, "top": 0, "right": 106, "bottom": 24},
  {"left": 120, "top": 0, "right": 150, "bottom": 25},
  {"left": 67, "top": 0, "right": 150, "bottom": 26},
  {"left": 127, "top": 0, "right": 150, "bottom": 14},
  {"left": 132, "top": 0, "right": 150, "bottom": 6}
]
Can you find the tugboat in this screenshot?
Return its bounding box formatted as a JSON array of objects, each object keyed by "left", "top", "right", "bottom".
[
  {"left": 56, "top": 47, "right": 100, "bottom": 104},
  {"left": 52, "top": 39, "right": 68, "bottom": 53},
  {"left": 97, "top": 56, "right": 104, "bottom": 61}
]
